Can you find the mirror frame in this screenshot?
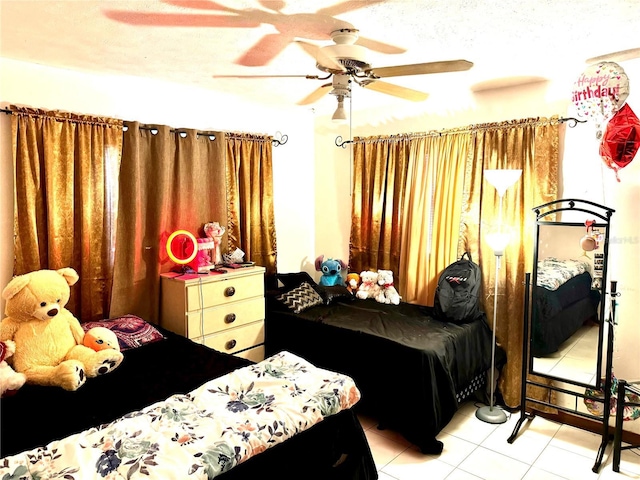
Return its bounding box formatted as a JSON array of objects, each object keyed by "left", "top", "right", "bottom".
[{"left": 529, "top": 199, "right": 614, "bottom": 390}]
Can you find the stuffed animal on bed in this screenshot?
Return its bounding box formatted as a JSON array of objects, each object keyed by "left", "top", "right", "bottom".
[
  {"left": 315, "top": 255, "right": 347, "bottom": 286},
  {"left": 346, "top": 273, "right": 361, "bottom": 295},
  {"left": 0, "top": 339, "right": 26, "bottom": 397},
  {"left": 0, "top": 268, "right": 123, "bottom": 391},
  {"left": 83, "top": 326, "right": 120, "bottom": 352},
  {"left": 356, "top": 271, "right": 382, "bottom": 300},
  {"left": 376, "top": 269, "right": 401, "bottom": 305}
]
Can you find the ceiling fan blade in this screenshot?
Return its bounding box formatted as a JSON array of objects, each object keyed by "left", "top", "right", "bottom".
[
  {"left": 586, "top": 47, "right": 640, "bottom": 64},
  {"left": 297, "top": 83, "right": 333, "bottom": 105},
  {"left": 356, "top": 36, "right": 406, "bottom": 55},
  {"left": 103, "top": 10, "right": 259, "bottom": 28},
  {"left": 316, "top": 0, "right": 386, "bottom": 17},
  {"left": 295, "top": 40, "right": 347, "bottom": 73},
  {"left": 361, "top": 80, "right": 428, "bottom": 102},
  {"left": 236, "top": 33, "right": 292, "bottom": 66},
  {"left": 368, "top": 60, "right": 473, "bottom": 78},
  {"left": 212, "top": 74, "right": 325, "bottom": 79}
]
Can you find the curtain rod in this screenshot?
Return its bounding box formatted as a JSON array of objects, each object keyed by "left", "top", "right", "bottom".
[
  {"left": 335, "top": 116, "right": 588, "bottom": 148},
  {"left": 0, "top": 108, "right": 288, "bottom": 147}
]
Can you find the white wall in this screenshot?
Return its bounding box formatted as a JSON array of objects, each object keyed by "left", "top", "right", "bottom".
[{"left": 0, "top": 58, "right": 318, "bottom": 316}]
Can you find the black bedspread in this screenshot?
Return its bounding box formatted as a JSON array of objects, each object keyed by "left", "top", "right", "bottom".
[
  {"left": 0, "top": 327, "right": 377, "bottom": 480},
  {"left": 265, "top": 298, "right": 497, "bottom": 453},
  {"left": 532, "top": 272, "right": 600, "bottom": 357}
]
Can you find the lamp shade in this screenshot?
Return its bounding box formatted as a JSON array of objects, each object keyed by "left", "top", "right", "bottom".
[
  {"left": 485, "top": 230, "right": 511, "bottom": 256},
  {"left": 484, "top": 169, "right": 522, "bottom": 197}
]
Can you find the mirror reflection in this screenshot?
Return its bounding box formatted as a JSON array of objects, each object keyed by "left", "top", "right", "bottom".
[{"left": 530, "top": 223, "right": 605, "bottom": 386}]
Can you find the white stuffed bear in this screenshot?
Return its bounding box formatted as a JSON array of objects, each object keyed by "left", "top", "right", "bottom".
[
  {"left": 356, "top": 271, "right": 382, "bottom": 300},
  {"left": 376, "top": 269, "right": 401, "bottom": 305},
  {"left": 0, "top": 339, "right": 27, "bottom": 397}
]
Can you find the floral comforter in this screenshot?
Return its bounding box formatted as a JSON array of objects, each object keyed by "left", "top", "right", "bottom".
[
  {"left": 0, "top": 351, "right": 361, "bottom": 480},
  {"left": 536, "top": 257, "right": 590, "bottom": 291}
]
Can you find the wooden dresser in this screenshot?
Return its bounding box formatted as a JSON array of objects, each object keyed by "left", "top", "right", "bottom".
[{"left": 160, "top": 266, "right": 266, "bottom": 362}]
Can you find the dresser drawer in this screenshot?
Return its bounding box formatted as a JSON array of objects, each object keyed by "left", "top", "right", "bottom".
[
  {"left": 186, "top": 297, "right": 265, "bottom": 337},
  {"left": 185, "top": 274, "right": 263, "bottom": 311},
  {"left": 202, "top": 321, "right": 265, "bottom": 355}
]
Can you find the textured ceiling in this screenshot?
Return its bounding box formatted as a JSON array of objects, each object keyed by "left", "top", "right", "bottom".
[{"left": 1, "top": 0, "right": 639, "bottom": 115}]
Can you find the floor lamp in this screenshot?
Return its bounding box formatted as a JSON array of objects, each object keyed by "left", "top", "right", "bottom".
[{"left": 476, "top": 169, "right": 522, "bottom": 424}]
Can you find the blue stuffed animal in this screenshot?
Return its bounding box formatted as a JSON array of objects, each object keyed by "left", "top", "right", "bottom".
[{"left": 315, "top": 255, "right": 347, "bottom": 286}]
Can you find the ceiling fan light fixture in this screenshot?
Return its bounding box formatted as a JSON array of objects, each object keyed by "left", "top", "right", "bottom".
[{"left": 332, "top": 95, "right": 348, "bottom": 123}]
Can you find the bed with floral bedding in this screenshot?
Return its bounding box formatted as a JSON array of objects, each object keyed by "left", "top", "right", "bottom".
[{"left": 0, "top": 318, "right": 376, "bottom": 480}]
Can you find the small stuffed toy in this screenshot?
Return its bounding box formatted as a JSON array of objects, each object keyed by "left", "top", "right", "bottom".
[
  {"left": 346, "top": 273, "right": 361, "bottom": 295},
  {"left": 204, "top": 221, "right": 226, "bottom": 265},
  {"left": 0, "top": 339, "right": 26, "bottom": 397},
  {"left": 315, "top": 255, "right": 347, "bottom": 286},
  {"left": 0, "top": 268, "right": 124, "bottom": 391},
  {"left": 83, "top": 327, "right": 120, "bottom": 352},
  {"left": 376, "top": 269, "right": 401, "bottom": 305},
  {"left": 356, "top": 271, "right": 381, "bottom": 300}
]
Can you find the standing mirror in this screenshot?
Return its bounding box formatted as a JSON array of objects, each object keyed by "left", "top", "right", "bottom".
[
  {"left": 509, "top": 198, "right": 615, "bottom": 473},
  {"left": 529, "top": 200, "right": 613, "bottom": 388}
]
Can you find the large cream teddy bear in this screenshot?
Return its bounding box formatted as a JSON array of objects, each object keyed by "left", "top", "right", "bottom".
[{"left": 0, "top": 268, "right": 123, "bottom": 391}]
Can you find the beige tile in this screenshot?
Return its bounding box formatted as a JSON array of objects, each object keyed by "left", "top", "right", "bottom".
[
  {"left": 358, "top": 413, "right": 377, "bottom": 431},
  {"left": 442, "top": 410, "right": 500, "bottom": 444},
  {"left": 457, "top": 446, "right": 531, "bottom": 480},
  {"left": 510, "top": 415, "right": 562, "bottom": 441},
  {"left": 548, "top": 424, "right": 605, "bottom": 459},
  {"left": 456, "top": 400, "right": 480, "bottom": 418},
  {"left": 481, "top": 421, "right": 550, "bottom": 464},
  {"left": 377, "top": 472, "right": 401, "bottom": 480},
  {"left": 444, "top": 469, "right": 484, "bottom": 479},
  {"left": 381, "top": 446, "right": 455, "bottom": 480},
  {"left": 430, "top": 432, "right": 478, "bottom": 467},
  {"left": 364, "top": 429, "right": 409, "bottom": 470},
  {"left": 522, "top": 466, "right": 570, "bottom": 479},
  {"left": 370, "top": 424, "right": 413, "bottom": 448},
  {"left": 532, "top": 444, "right": 599, "bottom": 480},
  {"left": 597, "top": 448, "right": 640, "bottom": 479}
]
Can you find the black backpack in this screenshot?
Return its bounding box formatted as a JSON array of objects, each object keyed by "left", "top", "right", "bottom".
[{"left": 434, "top": 252, "right": 483, "bottom": 323}]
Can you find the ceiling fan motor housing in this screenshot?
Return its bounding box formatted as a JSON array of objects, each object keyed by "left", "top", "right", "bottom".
[
  {"left": 318, "top": 44, "right": 371, "bottom": 73},
  {"left": 317, "top": 29, "right": 371, "bottom": 74}
]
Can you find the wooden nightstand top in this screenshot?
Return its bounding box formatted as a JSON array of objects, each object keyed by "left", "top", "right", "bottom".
[{"left": 161, "top": 265, "right": 265, "bottom": 284}]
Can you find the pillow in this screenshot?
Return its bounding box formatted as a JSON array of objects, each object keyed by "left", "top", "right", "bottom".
[
  {"left": 316, "top": 284, "right": 354, "bottom": 305},
  {"left": 82, "top": 315, "right": 165, "bottom": 351},
  {"left": 276, "top": 282, "right": 324, "bottom": 314}
]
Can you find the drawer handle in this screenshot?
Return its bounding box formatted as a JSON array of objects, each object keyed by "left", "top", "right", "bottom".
[
  {"left": 225, "top": 339, "right": 237, "bottom": 350},
  {"left": 225, "top": 286, "right": 236, "bottom": 297},
  {"left": 225, "top": 313, "right": 237, "bottom": 324}
]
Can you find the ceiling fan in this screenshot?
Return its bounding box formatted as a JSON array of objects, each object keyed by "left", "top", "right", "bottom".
[
  {"left": 586, "top": 47, "right": 640, "bottom": 65},
  {"left": 212, "top": 28, "right": 473, "bottom": 108}
]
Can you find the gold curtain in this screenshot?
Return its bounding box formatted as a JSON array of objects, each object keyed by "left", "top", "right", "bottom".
[
  {"left": 225, "top": 133, "right": 277, "bottom": 275},
  {"left": 110, "top": 124, "right": 226, "bottom": 323},
  {"left": 399, "top": 131, "right": 470, "bottom": 305},
  {"left": 349, "top": 135, "right": 410, "bottom": 275},
  {"left": 10, "top": 106, "right": 122, "bottom": 321},
  {"left": 459, "top": 117, "right": 559, "bottom": 408}
]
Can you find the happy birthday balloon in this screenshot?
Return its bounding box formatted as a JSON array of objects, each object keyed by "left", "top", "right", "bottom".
[{"left": 572, "top": 62, "right": 630, "bottom": 137}]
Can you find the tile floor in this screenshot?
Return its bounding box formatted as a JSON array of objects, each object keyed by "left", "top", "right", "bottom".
[{"left": 359, "top": 401, "right": 640, "bottom": 480}]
